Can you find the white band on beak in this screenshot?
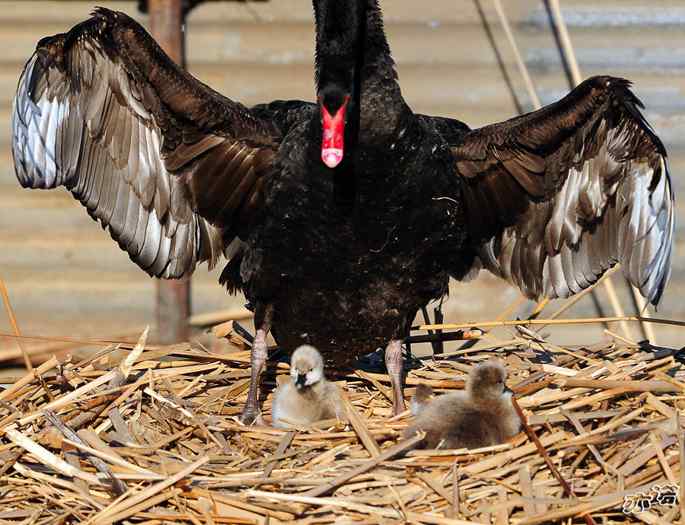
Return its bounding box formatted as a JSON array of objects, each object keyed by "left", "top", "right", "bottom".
[{"left": 322, "top": 148, "right": 343, "bottom": 168}]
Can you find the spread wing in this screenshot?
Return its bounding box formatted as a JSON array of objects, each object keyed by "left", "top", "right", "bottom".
[
  {"left": 12, "top": 8, "right": 280, "bottom": 278},
  {"left": 450, "top": 76, "right": 674, "bottom": 305}
]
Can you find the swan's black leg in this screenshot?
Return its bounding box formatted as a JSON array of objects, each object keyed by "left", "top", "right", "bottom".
[{"left": 385, "top": 339, "right": 405, "bottom": 415}]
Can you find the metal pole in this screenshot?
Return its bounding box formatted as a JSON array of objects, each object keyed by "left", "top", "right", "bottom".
[
  {"left": 148, "top": 0, "right": 191, "bottom": 343},
  {"left": 472, "top": 0, "right": 524, "bottom": 115}
]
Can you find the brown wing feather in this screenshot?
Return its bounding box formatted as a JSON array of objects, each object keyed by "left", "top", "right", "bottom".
[
  {"left": 451, "top": 76, "right": 673, "bottom": 305},
  {"left": 12, "top": 8, "right": 279, "bottom": 278}
]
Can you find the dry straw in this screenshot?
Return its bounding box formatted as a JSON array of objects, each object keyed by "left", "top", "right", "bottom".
[{"left": 0, "top": 317, "right": 684, "bottom": 524}]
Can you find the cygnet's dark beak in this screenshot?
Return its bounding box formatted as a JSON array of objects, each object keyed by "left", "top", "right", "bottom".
[
  {"left": 295, "top": 373, "right": 307, "bottom": 388},
  {"left": 503, "top": 386, "right": 513, "bottom": 395}
]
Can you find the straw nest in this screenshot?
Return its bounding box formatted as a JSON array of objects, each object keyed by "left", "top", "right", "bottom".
[{"left": 1, "top": 322, "right": 684, "bottom": 525}]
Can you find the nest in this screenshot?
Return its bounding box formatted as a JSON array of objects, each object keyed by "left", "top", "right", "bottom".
[{"left": 0, "top": 322, "right": 684, "bottom": 525}]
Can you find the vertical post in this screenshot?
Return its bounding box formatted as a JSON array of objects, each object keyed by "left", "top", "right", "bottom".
[{"left": 148, "top": 0, "right": 191, "bottom": 343}]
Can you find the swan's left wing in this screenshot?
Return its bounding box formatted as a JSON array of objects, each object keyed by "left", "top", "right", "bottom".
[{"left": 449, "top": 76, "right": 674, "bottom": 305}]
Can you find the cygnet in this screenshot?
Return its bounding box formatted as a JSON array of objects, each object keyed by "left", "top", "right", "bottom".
[
  {"left": 271, "top": 345, "right": 343, "bottom": 428},
  {"left": 404, "top": 360, "right": 520, "bottom": 449}
]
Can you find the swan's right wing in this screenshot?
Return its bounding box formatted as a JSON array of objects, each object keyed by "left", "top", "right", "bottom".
[
  {"left": 12, "top": 8, "right": 280, "bottom": 278},
  {"left": 449, "top": 76, "right": 674, "bottom": 305}
]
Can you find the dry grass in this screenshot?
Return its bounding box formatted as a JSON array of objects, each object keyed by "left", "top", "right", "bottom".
[{"left": 1, "top": 322, "right": 684, "bottom": 524}]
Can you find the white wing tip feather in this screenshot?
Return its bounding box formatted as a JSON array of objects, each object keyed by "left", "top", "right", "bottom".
[{"left": 12, "top": 54, "right": 68, "bottom": 190}]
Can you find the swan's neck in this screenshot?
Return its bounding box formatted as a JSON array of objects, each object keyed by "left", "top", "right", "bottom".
[{"left": 358, "top": 3, "right": 406, "bottom": 143}]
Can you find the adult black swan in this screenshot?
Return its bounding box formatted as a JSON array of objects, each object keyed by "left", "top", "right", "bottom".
[{"left": 12, "top": 2, "right": 673, "bottom": 422}]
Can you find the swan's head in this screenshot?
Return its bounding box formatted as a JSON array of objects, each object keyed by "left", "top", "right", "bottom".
[
  {"left": 290, "top": 345, "right": 325, "bottom": 389},
  {"left": 467, "top": 361, "right": 511, "bottom": 403},
  {"left": 313, "top": 0, "right": 364, "bottom": 168}
]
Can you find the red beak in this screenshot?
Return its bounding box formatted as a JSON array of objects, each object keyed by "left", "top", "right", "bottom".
[{"left": 321, "top": 96, "right": 349, "bottom": 169}]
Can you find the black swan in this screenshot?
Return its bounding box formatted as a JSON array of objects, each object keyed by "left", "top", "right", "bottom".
[{"left": 12, "top": 1, "right": 674, "bottom": 422}]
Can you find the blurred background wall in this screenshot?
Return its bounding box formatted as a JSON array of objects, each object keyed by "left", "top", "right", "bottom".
[{"left": 0, "top": 0, "right": 683, "bottom": 359}]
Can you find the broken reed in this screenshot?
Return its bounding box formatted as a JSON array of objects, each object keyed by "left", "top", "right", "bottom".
[{"left": 1, "top": 324, "right": 684, "bottom": 523}]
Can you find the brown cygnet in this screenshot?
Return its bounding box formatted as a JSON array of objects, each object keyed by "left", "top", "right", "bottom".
[
  {"left": 271, "top": 345, "right": 343, "bottom": 428},
  {"left": 404, "top": 360, "right": 520, "bottom": 449}
]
